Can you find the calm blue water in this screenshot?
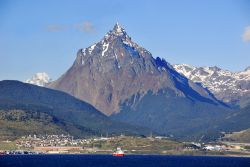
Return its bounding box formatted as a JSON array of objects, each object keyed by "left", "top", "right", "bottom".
[{"left": 0, "top": 155, "right": 250, "bottom": 167}]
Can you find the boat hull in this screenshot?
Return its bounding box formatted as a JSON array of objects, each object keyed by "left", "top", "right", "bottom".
[{"left": 112, "top": 153, "right": 125, "bottom": 157}]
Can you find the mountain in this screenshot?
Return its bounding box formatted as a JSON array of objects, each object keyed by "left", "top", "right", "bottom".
[
  {"left": 26, "top": 72, "right": 52, "bottom": 86},
  {"left": 0, "top": 80, "right": 149, "bottom": 139},
  {"left": 173, "top": 64, "right": 250, "bottom": 107},
  {"left": 48, "top": 23, "right": 230, "bottom": 140},
  {"left": 49, "top": 23, "right": 223, "bottom": 115}
]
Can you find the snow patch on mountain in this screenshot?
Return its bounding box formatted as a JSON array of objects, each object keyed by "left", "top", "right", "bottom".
[
  {"left": 88, "top": 44, "right": 96, "bottom": 54},
  {"left": 26, "top": 72, "right": 52, "bottom": 87},
  {"left": 102, "top": 42, "right": 109, "bottom": 56}
]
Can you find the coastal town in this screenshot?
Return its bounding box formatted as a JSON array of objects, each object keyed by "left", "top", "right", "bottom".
[{"left": 1, "top": 134, "right": 250, "bottom": 156}]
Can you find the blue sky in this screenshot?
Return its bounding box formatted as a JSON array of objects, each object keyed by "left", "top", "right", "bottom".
[{"left": 0, "top": 0, "right": 250, "bottom": 81}]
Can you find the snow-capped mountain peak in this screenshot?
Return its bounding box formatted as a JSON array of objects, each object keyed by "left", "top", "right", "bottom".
[
  {"left": 104, "top": 22, "right": 129, "bottom": 40},
  {"left": 104, "top": 22, "right": 131, "bottom": 43},
  {"left": 112, "top": 22, "right": 125, "bottom": 35},
  {"left": 26, "top": 72, "right": 52, "bottom": 87},
  {"left": 78, "top": 23, "right": 150, "bottom": 64}
]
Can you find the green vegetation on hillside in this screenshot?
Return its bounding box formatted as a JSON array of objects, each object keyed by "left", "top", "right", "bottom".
[
  {"left": 223, "top": 128, "right": 250, "bottom": 143},
  {"left": 0, "top": 109, "right": 66, "bottom": 140}
]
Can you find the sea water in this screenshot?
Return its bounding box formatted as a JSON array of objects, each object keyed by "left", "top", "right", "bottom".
[{"left": 0, "top": 155, "right": 250, "bottom": 167}]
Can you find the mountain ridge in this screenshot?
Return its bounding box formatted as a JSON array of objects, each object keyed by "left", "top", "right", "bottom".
[{"left": 173, "top": 64, "right": 250, "bottom": 107}]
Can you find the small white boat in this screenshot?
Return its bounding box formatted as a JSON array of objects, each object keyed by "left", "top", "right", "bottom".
[{"left": 112, "top": 147, "right": 125, "bottom": 156}]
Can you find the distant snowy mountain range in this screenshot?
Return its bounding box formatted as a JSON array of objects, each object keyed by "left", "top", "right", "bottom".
[
  {"left": 26, "top": 72, "right": 52, "bottom": 86},
  {"left": 173, "top": 64, "right": 250, "bottom": 107}
]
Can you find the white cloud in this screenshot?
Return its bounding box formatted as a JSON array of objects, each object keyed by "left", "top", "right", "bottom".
[
  {"left": 75, "top": 21, "right": 95, "bottom": 33},
  {"left": 46, "top": 24, "right": 65, "bottom": 32},
  {"left": 242, "top": 26, "right": 250, "bottom": 42},
  {"left": 46, "top": 21, "right": 95, "bottom": 33}
]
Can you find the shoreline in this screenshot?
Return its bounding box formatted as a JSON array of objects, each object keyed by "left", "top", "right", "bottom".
[{"left": 2, "top": 151, "right": 250, "bottom": 158}]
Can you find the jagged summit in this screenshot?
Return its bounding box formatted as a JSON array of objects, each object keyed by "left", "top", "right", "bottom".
[
  {"left": 104, "top": 22, "right": 131, "bottom": 42},
  {"left": 114, "top": 22, "right": 122, "bottom": 30},
  {"left": 112, "top": 22, "right": 126, "bottom": 35},
  {"left": 104, "top": 22, "right": 129, "bottom": 40},
  {"left": 77, "top": 23, "right": 149, "bottom": 63}
]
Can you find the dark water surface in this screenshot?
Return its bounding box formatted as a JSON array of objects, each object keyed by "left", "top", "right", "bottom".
[{"left": 1, "top": 155, "right": 250, "bottom": 167}]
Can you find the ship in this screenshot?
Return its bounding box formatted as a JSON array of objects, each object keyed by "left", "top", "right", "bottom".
[{"left": 112, "top": 147, "right": 125, "bottom": 156}]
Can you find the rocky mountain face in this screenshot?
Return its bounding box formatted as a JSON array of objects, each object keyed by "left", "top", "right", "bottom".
[
  {"left": 26, "top": 72, "right": 51, "bottom": 87},
  {"left": 49, "top": 23, "right": 222, "bottom": 116},
  {"left": 173, "top": 64, "right": 250, "bottom": 107}
]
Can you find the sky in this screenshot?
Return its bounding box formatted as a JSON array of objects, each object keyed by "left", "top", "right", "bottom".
[{"left": 0, "top": 0, "right": 250, "bottom": 81}]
